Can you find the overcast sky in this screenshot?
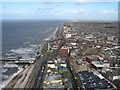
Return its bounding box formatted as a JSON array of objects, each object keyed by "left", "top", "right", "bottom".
[{"left": 2, "top": 1, "right": 118, "bottom": 21}]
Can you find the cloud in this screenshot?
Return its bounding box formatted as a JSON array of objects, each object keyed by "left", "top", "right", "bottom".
[
  {"left": 35, "top": 8, "right": 46, "bottom": 14},
  {"left": 75, "top": 0, "right": 119, "bottom": 2},
  {"left": 44, "top": 7, "right": 53, "bottom": 10},
  {"left": 43, "top": 0, "right": 118, "bottom": 2},
  {"left": 2, "top": 0, "right": 119, "bottom": 2},
  {"left": 101, "top": 10, "right": 114, "bottom": 14},
  {"left": 78, "top": 9, "right": 84, "bottom": 12},
  {"left": 59, "top": 9, "right": 85, "bottom": 15},
  {"left": 36, "top": 7, "right": 53, "bottom": 11},
  {"left": 3, "top": 9, "right": 29, "bottom": 15},
  {"left": 74, "top": 2, "right": 90, "bottom": 5},
  {"left": 75, "top": 0, "right": 89, "bottom": 2},
  {"left": 94, "top": 10, "right": 118, "bottom": 15},
  {"left": 33, "top": 7, "right": 62, "bottom": 16}
]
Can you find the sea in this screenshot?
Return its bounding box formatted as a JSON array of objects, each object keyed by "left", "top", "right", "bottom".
[
  {"left": 1, "top": 20, "right": 67, "bottom": 88},
  {"left": 2, "top": 20, "right": 68, "bottom": 56}
]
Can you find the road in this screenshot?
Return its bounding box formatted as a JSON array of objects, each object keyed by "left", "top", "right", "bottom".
[
  {"left": 34, "top": 56, "right": 47, "bottom": 88},
  {"left": 33, "top": 48, "right": 60, "bottom": 89}
]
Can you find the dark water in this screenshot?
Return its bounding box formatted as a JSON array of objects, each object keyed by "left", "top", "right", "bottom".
[{"left": 2, "top": 20, "right": 67, "bottom": 56}]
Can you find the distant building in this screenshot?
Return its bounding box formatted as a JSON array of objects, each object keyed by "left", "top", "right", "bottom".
[
  {"left": 52, "top": 43, "right": 60, "bottom": 50},
  {"left": 70, "top": 59, "right": 89, "bottom": 72},
  {"left": 70, "top": 50, "right": 78, "bottom": 57},
  {"left": 91, "top": 61, "right": 104, "bottom": 71},
  {"left": 51, "top": 39, "right": 61, "bottom": 50},
  {"left": 76, "top": 59, "right": 89, "bottom": 71},
  {"left": 86, "top": 55, "right": 99, "bottom": 64},
  {"left": 65, "top": 34, "right": 72, "bottom": 39},
  {"left": 59, "top": 46, "right": 70, "bottom": 58}
]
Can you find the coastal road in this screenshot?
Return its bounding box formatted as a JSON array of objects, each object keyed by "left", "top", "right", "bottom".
[
  {"left": 34, "top": 57, "right": 47, "bottom": 88},
  {"left": 33, "top": 49, "right": 59, "bottom": 89},
  {"left": 33, "top": 47, "right": 48, "bottom": 89}
]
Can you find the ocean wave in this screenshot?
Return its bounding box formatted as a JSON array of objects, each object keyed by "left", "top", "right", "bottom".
[
  {"left": 1, "top": 67, "right": 23, "bottom": 89},
  {"left": 29, "top": 44, "right": 38, "bottom": 47},
  {"left": 1, "top": 75, "right": 9, "bottom": 80},
  {"left": 24, "top": 41, "right": 30, "bottom": 45},
  {"left": 3, "top": 63, "right": 18, "bottom": 68},
  {"left": 10, "top": 47, "right": 35, "bottom": 54},
  {"left": 1, "top": 68, "right": 7, "bottom": 73},
  {"left": 43, "top": 27, "right": 58, "bottom": 41}
]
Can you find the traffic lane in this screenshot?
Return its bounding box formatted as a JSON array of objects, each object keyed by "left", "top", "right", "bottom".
[
  {"left": 33, "top": 55, "right": 47, "bottom": 87},
  {"left": 39, "top": 62, "right": 48, "bottom": 88},
  {"left": 39, "top": 62, "right": 47, "bottom": 88},
  {"left": 35, "top": 60, "right": 47, "bottom": 88},
  {"left": 34, "top": 52, "right": 55, "bottom": 88},
  {"left": 33, "top": 41, "right": 60, "bottom": 89},
  {"left": 39, "top": 50, "right": 59, "bottom": 87}
]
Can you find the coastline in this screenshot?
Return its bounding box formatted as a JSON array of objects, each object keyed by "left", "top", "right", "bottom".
[
  {"left": 1, "top": 67, "right": 23, "bottom": 89},
  {"left": 1, "top": 26, "right": 61, "bottom": 89}
]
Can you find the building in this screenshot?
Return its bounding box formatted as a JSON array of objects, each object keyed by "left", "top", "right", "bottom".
[
  {"left": 52, "top": 43, "right": 60, "bottom": 50},
  {"left": 59, "top": 46, "right": 70, "bottom": 58},
  {"left": 78, "top": 71, "right": 116, "bottom": 90},
  {"left": 86, "top": 55, "right": 99, "bottom": 64},
  {"left": 70, "top": 50, "right": 78, "bottom": 57},
  {"left": 65, "top": 34, "right": 72, "bottom": 39},
  {"left": 91, "top": 61, "right": 104, "bottom": 71},
  {"left": 69, "top": 59, "right": 89, "bottom": 72},
  {"left": 75, "top": 59, "right": 89, "bottom": 72}
]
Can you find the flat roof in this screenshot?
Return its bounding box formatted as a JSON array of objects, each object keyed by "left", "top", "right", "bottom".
[
  {"left": 78, "top": 71, "right": 115, "bottom": 89},
  {"left": 92, "top": 61, "right": 104, "bottom": 68}
]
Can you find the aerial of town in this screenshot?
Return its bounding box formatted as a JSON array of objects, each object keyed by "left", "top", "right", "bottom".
[
  {"left": 2, "top": 21, "right": 119, "bottom": 90},
  {"left": 1, "top": 1, "right": 120, "bottom": 90}
]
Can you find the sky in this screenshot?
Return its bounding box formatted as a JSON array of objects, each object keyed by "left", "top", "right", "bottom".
[{"left": 1, "top": 1, "right": 119, "bottom": 21}]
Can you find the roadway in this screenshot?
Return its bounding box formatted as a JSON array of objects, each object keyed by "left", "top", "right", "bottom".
[
  {"left": 33, "top": 48, "right": 60, "bottom": 89},
  {"left": 33, "top": 44, "right": 48, "bottom": 89}
]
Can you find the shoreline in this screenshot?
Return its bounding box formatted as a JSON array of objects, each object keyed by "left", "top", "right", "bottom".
[
  {"left": 1, "top": 26, "right": 61, "bottom": 88},
  {"left": 1, "top": 67, "right": 23, "bottom": 89}
]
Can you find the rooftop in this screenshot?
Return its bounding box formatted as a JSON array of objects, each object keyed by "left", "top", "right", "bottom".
[
  {"left": 78, "top": 71, "right": 116, "bottom": 89},
  {"left": 92, "top": 61, "right": 104, "bottom": 68}
]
